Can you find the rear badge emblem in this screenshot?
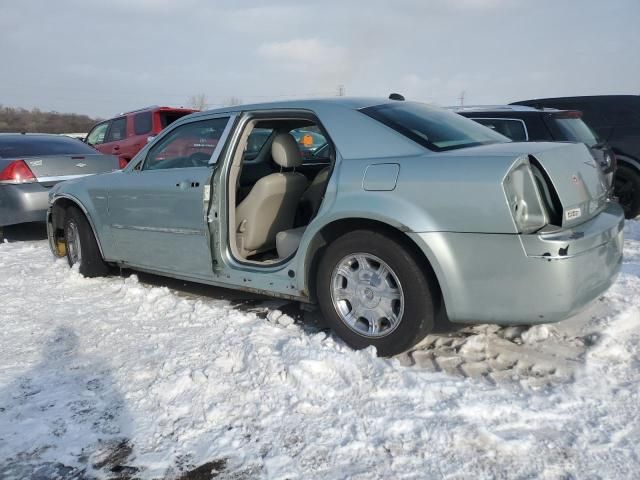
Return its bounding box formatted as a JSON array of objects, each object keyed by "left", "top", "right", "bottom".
[
  {"left": 565, "top": 207, "right": 582, "bottom": 221},
  {"left": 76, "top": 163, "right": 87, "bottom": 168},
  {"left": 30, "top": 160, "right": 43, "bottom": 166}
]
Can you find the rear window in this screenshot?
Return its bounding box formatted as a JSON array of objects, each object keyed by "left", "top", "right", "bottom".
[
  {"left": 361, "top": 102, "right": 508, "bottom": 152},
  {"left": 547, "top": 115, "right": 600, "bottom": 147},
  {"left": 160, "top": 111, "right": 193, "bottom": 129},
  {"left": 0, "top": 135, "right": 98, "bottom": 158},
  {"left": 471, "top": 118, "right": 528, "bottom": 142}
]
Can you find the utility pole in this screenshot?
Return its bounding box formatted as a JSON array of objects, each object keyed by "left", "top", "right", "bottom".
[
  {"left": 458, "top": 90, "right": 465, "bottom": 107},
  {"left": 337, "top": 84, "right": 345, "bottom": 97}
]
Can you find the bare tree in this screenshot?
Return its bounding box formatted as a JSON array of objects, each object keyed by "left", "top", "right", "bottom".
[
  {"left": 188, "top": 93, "right": 208, "bottom": 110},
  {"left": 0, "top": 105, "right": 102, "bottom": 133},
  {"left": 223, "top": 96, "right": 243, "bottom": 107}
]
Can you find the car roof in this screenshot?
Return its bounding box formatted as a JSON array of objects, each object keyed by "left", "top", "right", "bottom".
[
  {"left": 451, "top": 105, "right": 565, "bottom": 114},
  {"left": 118, "top": 105, "right": 198, "bottom": 116},
  {"left": 513, "top": 94, "right": 639, "bottom": 103},
  {"left": 190, "top": 97, "right": 399, "bottom": 117},
  {"left": 0, "top": 133, "right": 67, "bottom": 138}
]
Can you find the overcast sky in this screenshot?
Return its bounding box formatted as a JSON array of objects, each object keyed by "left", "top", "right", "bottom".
[{"left": 1, "top": 0, "right": 638, "bottom": 118}]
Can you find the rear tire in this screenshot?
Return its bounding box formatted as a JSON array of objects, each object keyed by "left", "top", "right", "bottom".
[
  {"left": 64, "top": 207, "right": 109, "bottom": 277},
  {"left": 316, "top": 229, "right": 436, "bottom": 357},
  {"left": 614, "top": 164, "right": 640, "bottom": 219}
]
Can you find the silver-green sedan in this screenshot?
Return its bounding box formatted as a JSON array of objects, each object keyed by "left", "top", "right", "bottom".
[{"left": 46, "top": 98, "right": 623, "bottom": 356}]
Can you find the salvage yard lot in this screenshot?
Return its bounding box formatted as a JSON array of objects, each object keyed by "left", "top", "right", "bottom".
[{"left": 1, "top": 221, "right": 639, "bottom": 479}]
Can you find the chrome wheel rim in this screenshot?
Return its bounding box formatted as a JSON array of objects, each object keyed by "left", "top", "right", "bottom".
[
  {"left": 66, "top": 221, "right": 82, "bottom": 265},
  {"left": 330, "top": 253, "right": 404, "bottom": 338}
]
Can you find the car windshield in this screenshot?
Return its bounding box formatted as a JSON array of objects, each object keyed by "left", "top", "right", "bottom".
[
  {"left": 361, "top": 102, "right": 509, "bottom": 152},
  {"left": 0, "top": 135, "right": 99, "bottom": 158},
  {"left": 549, "top": 115, "right": 600, "bottom": 147}
]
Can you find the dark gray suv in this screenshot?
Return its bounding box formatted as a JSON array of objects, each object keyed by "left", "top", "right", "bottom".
[
  {"left": 512, "top": 95, "right": 640, "bottom": 219},
  {"left": 456, "top": 105, "right": 616, "bottom": 194}
]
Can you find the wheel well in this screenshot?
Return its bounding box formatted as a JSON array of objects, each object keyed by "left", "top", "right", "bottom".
[
  {"left": 50, "top": 199, "right": 85, "bottom": 245},
  {"left": 305, "top": 218, "right": 443, "bottom": 306},
  {"left": 615, "top": 155, "right": 640, "bottom": 174}
]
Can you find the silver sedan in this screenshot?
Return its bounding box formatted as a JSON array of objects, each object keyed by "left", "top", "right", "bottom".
[{"left": 0, "top": 133, "right": 118, "bottom": 228}]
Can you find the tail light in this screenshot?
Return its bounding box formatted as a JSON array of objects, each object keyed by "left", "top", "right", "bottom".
[
  {"left": 118, "top": 157, "right": 128, "bottom": 169},
  {"left": 0, "top": 160, "right": 36, "bottom": 184},
  {"left": 503, "top": 156, "right": 549, "bottom": 233},
  {"left": 529, "top": 157, "right": 562, "bottom": 226}
]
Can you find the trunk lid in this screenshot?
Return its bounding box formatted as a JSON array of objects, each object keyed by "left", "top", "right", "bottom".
[
  {"left": 530, "top": 142, "right": 609, "bottom": 228},
  {"left": 22, "top": 154, "right": 119, "bottom": 186}
]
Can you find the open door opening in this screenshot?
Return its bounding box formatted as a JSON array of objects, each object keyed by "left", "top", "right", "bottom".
[{"left": 227, "top": 116, "right": 334, "bottom": 265}]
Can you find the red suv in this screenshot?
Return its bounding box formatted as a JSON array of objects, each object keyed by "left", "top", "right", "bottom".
[{"left": 85, "top": 106, "right": 198, "bottom": 167}]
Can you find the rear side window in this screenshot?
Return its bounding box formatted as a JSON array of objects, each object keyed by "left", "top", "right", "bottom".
[
  {"left": 602, "top": 105, "right": 640, "bottom": 127},
  {"left": 546, "top": 115, "right": 600, "bottom": 147},
  {"left": 160, "top": 111, "right": 193, "bottom": 129},
  {"left": 0, "top": 136, "right": 99, "bottom": 158},
  {"left": 471, "top": 118, "right": 528, "bottom": 142},
  {"left": 362, "top": 102, "right": 508, "bottom": 152},
  {"left": 134, "top": 111, "right": 152, "bottom": 135},
  {"left": 105, "top": 117, "right": 127, "bottom": 142}
]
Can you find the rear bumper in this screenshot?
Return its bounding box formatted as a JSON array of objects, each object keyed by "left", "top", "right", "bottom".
[
  {"left": 0, "top": 183, "right": 50, "bottom": 227},
  {"left": 410, "top": 202, "right": 624, "bottom": 325}
]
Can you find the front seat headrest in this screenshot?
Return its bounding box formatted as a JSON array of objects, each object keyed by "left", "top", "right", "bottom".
[{"left": 271, "top": 133, "right": 302, "bottom": 168}]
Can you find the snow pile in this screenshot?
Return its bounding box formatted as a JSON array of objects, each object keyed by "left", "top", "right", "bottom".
[{"left": 0, "top": 221, "right": 639, "bottom": 479}]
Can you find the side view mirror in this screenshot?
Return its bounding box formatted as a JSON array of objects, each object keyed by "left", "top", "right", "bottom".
[{"left": 147, "top": 135, "right": 156, "bottom": 143}]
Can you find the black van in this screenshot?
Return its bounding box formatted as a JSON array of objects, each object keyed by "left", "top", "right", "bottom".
[{"left": 512, "top": 95, "right": 640, "bottom": 218}]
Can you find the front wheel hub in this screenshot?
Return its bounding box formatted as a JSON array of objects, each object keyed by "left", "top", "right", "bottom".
[{"left": 66, "top": 221, "right": 82, "bottom": 265}]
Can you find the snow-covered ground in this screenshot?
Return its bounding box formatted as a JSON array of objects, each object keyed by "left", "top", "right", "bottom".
[{"left": 0, "top": 221, "right": 639, "bottom": 479}]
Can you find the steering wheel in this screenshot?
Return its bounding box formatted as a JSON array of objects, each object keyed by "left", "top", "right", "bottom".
[{"left": 188, "top": 152, "right": 212, "bottom": 167}]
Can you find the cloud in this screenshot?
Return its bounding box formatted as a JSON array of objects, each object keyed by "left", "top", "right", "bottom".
[
  {"left": 258, "top": 38, "right": 348, "bottom": 73},
  {"left": 1, "top": 0, "right": 638, "bottom": 116},
  {"left": 450, "top": 0, "right": 511, "bottom": 9},
  {"left": 257, "top": 38, "right": 351, "bottom": 91}
]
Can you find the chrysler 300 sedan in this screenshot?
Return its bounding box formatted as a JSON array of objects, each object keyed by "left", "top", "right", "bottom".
[{"left": 46, "top": 98, "right": 624, "bottom": 356}]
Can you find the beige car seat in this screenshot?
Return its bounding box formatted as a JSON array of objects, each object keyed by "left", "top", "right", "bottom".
[
  {"left": 275, "top": 166, "right": 331, "bottom": 259},
  {"left": 236, "top": 133, "right": 308, "bottom": 258}
]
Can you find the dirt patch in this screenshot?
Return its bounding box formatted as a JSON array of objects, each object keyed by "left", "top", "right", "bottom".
[{"left": 178, "top": 459, "right": 228, "bottom": 480}]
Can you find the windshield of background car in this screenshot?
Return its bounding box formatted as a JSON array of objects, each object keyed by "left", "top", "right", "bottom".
[
  {"left": 547, "top": 114, "right": 600, "bottom": 147},
  {"left": 291, "top": 128, "right": 327, "bottom": 152},
  {"left": 0, "top": 136, "right": 99, "bottom": 158},
  {"left": 361, "top": 102, "right": 509, "bottom": 152},
  {"left": 245, "top": 128, "right": 273, "bottom": 159}
]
